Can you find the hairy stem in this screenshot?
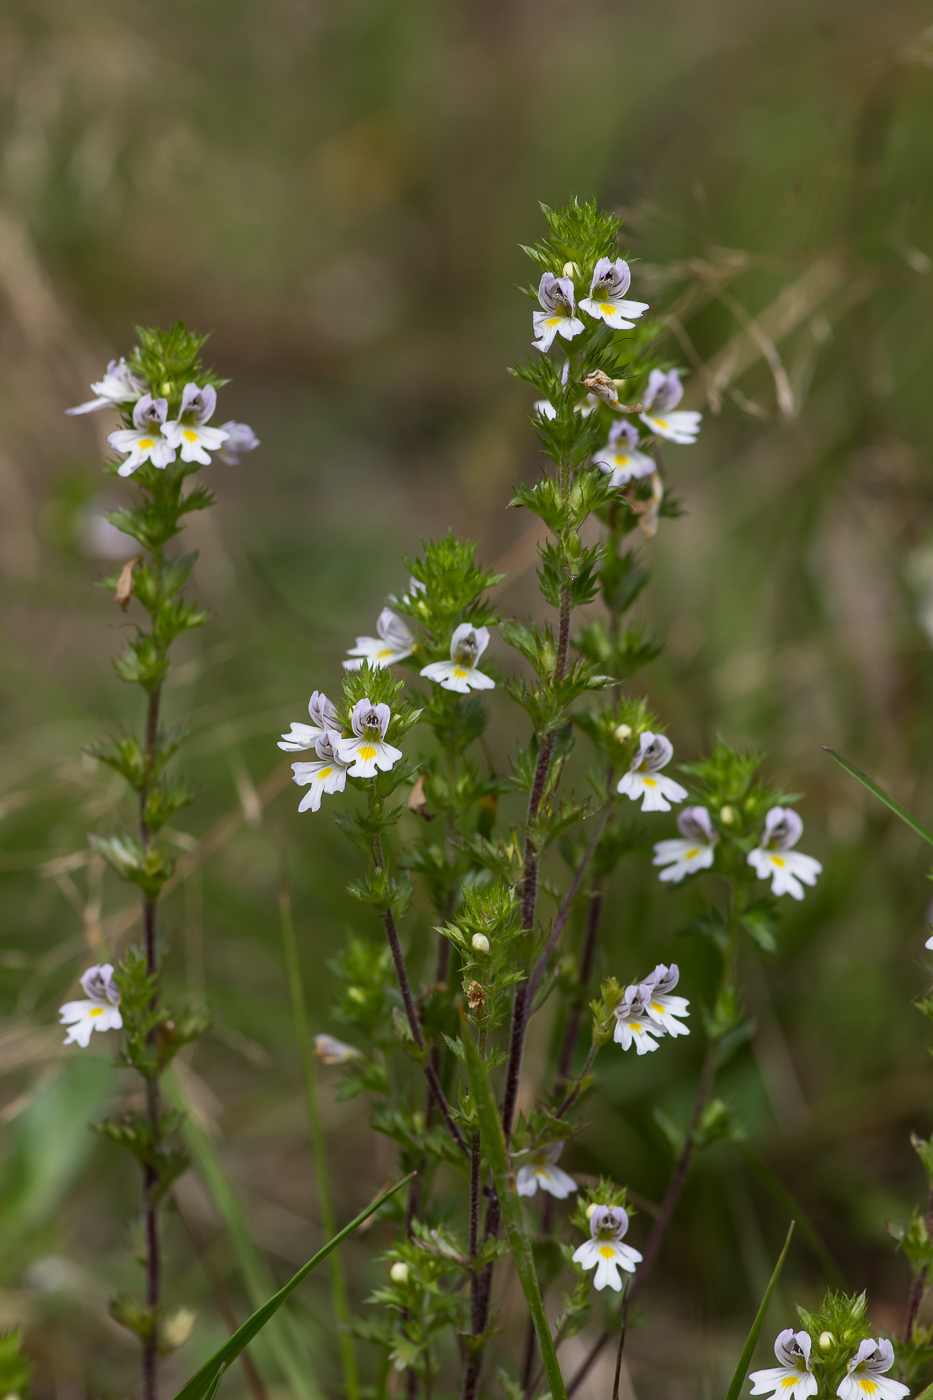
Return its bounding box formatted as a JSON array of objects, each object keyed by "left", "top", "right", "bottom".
[
  {"left": 140, "top": 636, "right": 164, "bottom": 1400},
  {"left": 555, "top": 883, "right": 604, "bottom": 1085},
  {"left": 382, "top": 905, "right": 467, "bottom": 1155}
]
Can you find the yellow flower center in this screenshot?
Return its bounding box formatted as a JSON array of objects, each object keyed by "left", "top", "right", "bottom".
[
  {"left": 376, "top": 648, "right": 393, "bottom": 658},
  {"left": 859, "top": 1383, "right": 878, "bottom": 1396},
  {"left": 643, "top": 776, "right": 657, "bottom": 787},
  {"left": 89, "top": 1007, "right": 104, "bottom": 1018},
  {"left": 318, "top": 768, "right": 333, "bottom": 780},
  {"left": 598, "top": 1246, "right": 615, "bottom": 1259},
  {"left": 183, "top": 429, "right": 198, "bottom": 442},
  {"left": 780, "top": 1379, "right": 797, "bottom": 1390},
  {"left": 544, "top": 316, "right": 562, "bottom": 327},
  {"left": 358, "top": 746, "right": 377, "bottom": 761},
  {"left": 654, "top": 418, "right": 668, "bottom": 428},
  {"left": 651, "top": 1002, "right": 664, "bottom": 1013},
  {"left": 453, "top": 667, "right": 469, "bottom": 678},
  {"left": 614, "top": 454, "right": 630, "bottom": 467},
  {"left": 685, "top": 848, "right": 699, "bottom": 858},
  {"left": 138, "top": 438, "right": 155, "bottom": 450},
  {"left": 771, "top": 855, "right": 786, "bottom": 867}
]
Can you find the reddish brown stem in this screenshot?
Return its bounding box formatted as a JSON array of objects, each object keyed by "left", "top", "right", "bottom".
[{"left": 382, "top": 907, "right": 468, "bottom": 1156}]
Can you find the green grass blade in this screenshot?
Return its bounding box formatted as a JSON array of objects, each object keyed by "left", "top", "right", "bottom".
[
  {"left": 279, "top": 853, "right": 360, "bottom": 1400},
  {"left": 164, "top": 1070, "right": 320, "bottom": 1398},
  {"left": 460, "top": 1012, "right": 567, "bottom": 1400},
  {"left": 824, "top": 749, "right": 933, "bottom": 848},
  {"left": 724, "top": 1221, "right": 795, "bottom": 1400},
  {"left": 172, "top": 1171, "right": 414, "bottom": 1400}
]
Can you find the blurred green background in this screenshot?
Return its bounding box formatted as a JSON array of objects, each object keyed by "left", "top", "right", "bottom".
[{"left": 3, "top": 0, "right": 933, "bottom": 1395}]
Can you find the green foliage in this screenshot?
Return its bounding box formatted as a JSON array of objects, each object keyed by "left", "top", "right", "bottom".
[{"left": 0, "top": 1330, "right": 32, "bottom": 1398}]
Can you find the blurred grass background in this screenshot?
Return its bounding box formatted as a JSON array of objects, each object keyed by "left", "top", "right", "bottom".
[{"left": 3, "top": 0, "right": 933, "bottom": 1395}]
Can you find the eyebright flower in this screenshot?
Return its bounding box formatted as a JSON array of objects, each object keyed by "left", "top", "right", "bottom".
[
  {"left": 291, "top": 731, "right": 349, "bottom": 812},
  {"left": 343, "top": 608, "right": 415, "bottom": 671},
  {"left": 614, "top": 981, "right": 667, "bottom": 1054},
  {"left": 515, "top": 1143, "right": 577, "bottom": 1200},
  {"left": 747, "top": 807, "right": 822, "bottom": 901},
  {"left": 333, "top": 699, "right": 403, "bottom": 777},
  {"left": 639, "top": 369, "right": 702, "bottom": 444},
  {"left": 420, "top": 624, "right": 495, "bottom": 693},
  {"left": 59, "top": 964, "right": 123, "bottom": 1047},
  {"left": 217, "top": 421, "right": 260, "bottom": 465},
  {"left": 532, "top": 273, "right": 585, "bottom": 354},
  {"left": 617, "top": 732, "right": 687, "bottom": 812},
  {"left": 163, "top": 383, "right": 230, "bottom": 465},
  {"left": 571, "top": 1205, "right": 642, "bottom": 1291},
  {"left": 750, "top": 1330, "right": 818, "bottom": 1400},
  {"left": 314, "top": 1034, "right": 363, "bottom": 1064},
  {"left": 108, "top": 395, "right": 176, "bottom": 476},
  {"left": 652, "top": 806, "right": 717, "bottom": 883},
  {"left": 836, "top": 1340, "right": 909, "bottom": 1400},
  {"left": 579, "top": 258, "right": 649, "bottom": 330},
  {"left": 641, "top": 963, "right": 690, "bottom": 1037},
  {"left": 67, "top": 359, "right": 144, "bottom": 415},
  {"left": 278, "top": 690, "right": 338, "bottom": 751},
  {"left": 593, "top": 421, "right": 656, "bottom": 488}
]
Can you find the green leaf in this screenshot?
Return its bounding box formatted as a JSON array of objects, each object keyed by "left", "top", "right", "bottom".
[
  {"left": 824, "top": 748, "right": 933, "bottom": 848},
  {"left": 723, "top": 1221, "right": 795, "bottom": 1400},
  {"left": 170, "top": 1170, "right": 414, "bottom": 1400},
  {"left": 459, "top": 1012, "right": 567, "bottom": 1400}
]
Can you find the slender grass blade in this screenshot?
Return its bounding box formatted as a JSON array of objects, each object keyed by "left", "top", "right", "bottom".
[
  {"left": 172, "top": 1172, "right": 414, "bottom": 1400},
  {"left": 824, "top": 749, "right": 933, "bottom": 848},
  {"left": 724, "top": 1221, "right": 794, "bottom": 1400}
]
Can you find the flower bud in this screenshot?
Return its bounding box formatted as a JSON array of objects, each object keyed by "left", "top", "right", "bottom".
[
  {"left": 719, "top": 805, "right": 737, "bottom": 825},
  {"left": 585, "top": 1202, "right": 598, "bottom": 1220},
  {"left": 614, "top": 724, "right": 632, "bottom": 743},
  {"left": 562, "top": 261, "right": 579, "bottom": 278},
  {"left": 163, "top": 1307, "right": 196, "bottom": 1350},
  {"left": 347, "top": 987, "right": 366, "bottom": 1004},
  {"left": 471, "top": 934, "right": 490, "bottom": 955},
  {"left": 819, "top": 1332, "right": 834, "bottom": 1353},
  {"left": 390, "top": 1262, "right": 409, "bottom": 1284}
]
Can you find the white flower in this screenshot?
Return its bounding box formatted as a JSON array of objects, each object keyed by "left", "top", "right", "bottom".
[
  {"left": 617, "top": 732, "right": 688, "bottom": 812},
  {"left": 641, "top": 963, "right": 690, "bottom": 1037},
  {"left": 314, "top": 1034, "right": 362, "bottom": 1064},
  {"left": 217, "top": 421, "right": 260, "bottom": 465},
  {"left": 420, "top": 623, "right": 495, "bottom": 693},
  {"left": 515, "top": 1143, "right": 577, "bottom": 1200},
  {"left": 639, "top": 369, "right": 702, "bottom": 444},
  {"left": 532, "top": 273, "right": 585, "bottom": 354},
  {"left": 579, "top": 258, "right": 649, "bottom": 330},
  {"left": 613, "top": 982, "right": 666, "bottom": 1054},
  {"left": 59, "top": 963, "right": 123, "bottom": 1047},
  {"left": 593, "top": 421, "right": 656, "bottom": 488},
  {"left": 108, "top": 395, "right": 176, "bottom": 477},
  {"left": 652, "top": 806, "right": 717, "bottom": 883},
  {"left": 343, "top": 608, "right": 415, "bottom": 671},
  {"left": 163, "top": 383, "right": 230, "bottom": 465},
  {"left": 333, "top": 699, "right": 403, "bottom": 777},
  {"left": 571, "top": 1205, "right": 642, "bottom": 1291},
  {"left": 837, "top": 1340, "right": 909, "bottom": 1400},
  {"left": 67, "top": 359, "right": 145, "bottom": 415},
  {"left": 747, "top": 807, "right": 822, "bottom": 901},
  {"left": 292, "top": 731, "right": 349, "bottom": 812},
  {"left": 278, "top": 690, "right": 338, "bottom": 751},
  {"left": 750, "top": 1329, "right": 818, "bottom": 1400}
]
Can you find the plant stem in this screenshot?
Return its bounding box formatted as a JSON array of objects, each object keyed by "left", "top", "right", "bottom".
[
  {"left": 381, "top": 905, "right": 467, "bottom": 1155},
  {"left": 555, "top": 883, "right": 604, "bottom": 1086},
  {"left": 140, "top": 576, "right": 165, "bottom": 1400},
  {"left": 526, "top": 805, "right": 611, "bottom": 1006},
  {"left": 610, "top": 1283, "right": 631, "bottom": 1400},
  {"left": 277, "top": 846, "right": 360, "bottom": 1400},
  {"left": 466, "top": 513, "right": 577, "bottom": 1400}
]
